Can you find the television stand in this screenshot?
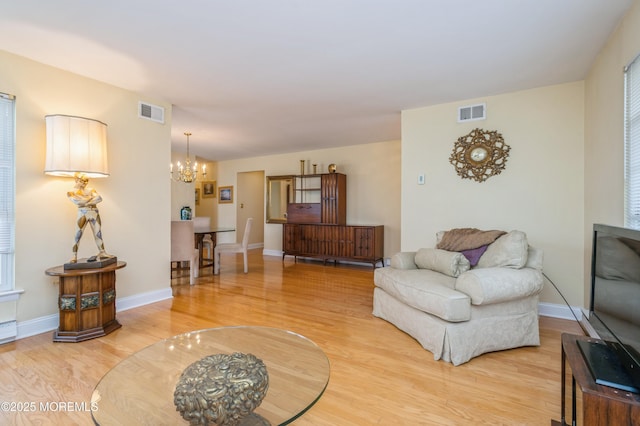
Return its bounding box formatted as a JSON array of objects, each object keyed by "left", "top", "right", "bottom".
[
  {"left": 576, "top": 339, "right": 639, "bottom": 393},
  {"left": 551, "top": 333, "right": 640, "bottom": 425}
]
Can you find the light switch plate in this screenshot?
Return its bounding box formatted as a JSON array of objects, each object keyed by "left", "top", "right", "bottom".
[{"left": 418, "top": 173, "right": 425, "bottom": 185}]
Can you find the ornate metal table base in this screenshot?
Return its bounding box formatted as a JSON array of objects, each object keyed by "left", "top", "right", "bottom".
[{"left": 174, "top": 352, "right": 269, "bottom": 426}]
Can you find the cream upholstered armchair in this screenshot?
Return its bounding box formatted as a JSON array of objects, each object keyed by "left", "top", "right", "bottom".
[
  {"left": 214, "top": 218, "right": 253, "bottom": 274},
  {"left": 171, "top": 220, "right": 199, "bottom": 285},
  {"left": 373, "top": 229, "right": 544, "bottom": 365}
]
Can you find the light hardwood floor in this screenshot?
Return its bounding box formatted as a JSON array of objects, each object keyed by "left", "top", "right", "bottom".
[{"left": 0, "top": 249, "right": 583, "bottom": 425}]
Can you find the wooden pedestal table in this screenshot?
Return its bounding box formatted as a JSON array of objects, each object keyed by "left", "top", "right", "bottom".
[{"left": 46, "top": 261, "right": 126, "bottom": 342}]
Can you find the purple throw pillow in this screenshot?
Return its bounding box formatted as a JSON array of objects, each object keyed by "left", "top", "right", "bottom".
[{"left": 460, "top": 245, "right": 488, "bottom": 267}]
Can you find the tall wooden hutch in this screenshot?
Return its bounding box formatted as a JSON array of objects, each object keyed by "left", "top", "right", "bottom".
[{"left": 282, "top": 172, "right": 384, "bottom": 267}]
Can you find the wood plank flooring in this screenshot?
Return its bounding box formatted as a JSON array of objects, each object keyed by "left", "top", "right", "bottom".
[{"left": 0, "top": 249, "right": 583, "bottom": 425}]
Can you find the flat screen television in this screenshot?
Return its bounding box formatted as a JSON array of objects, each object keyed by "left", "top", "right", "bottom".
[{"left": 579, "top": 223, "right": 640, "bottom": 393}]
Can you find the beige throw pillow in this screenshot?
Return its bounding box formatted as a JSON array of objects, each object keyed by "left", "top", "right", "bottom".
[
  {"left": 476, "top": 230, "right": 528, "bottom": 269},
  {"left": 414, "top": 248, "right": 470, "bottom": 277}
]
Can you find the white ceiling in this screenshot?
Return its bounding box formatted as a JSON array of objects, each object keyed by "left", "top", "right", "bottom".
[{"left": 0, "top": 0, "right": 633, "bottom": 161}]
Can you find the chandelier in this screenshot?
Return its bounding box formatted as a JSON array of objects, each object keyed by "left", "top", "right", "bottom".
[{"left": 171, "top": 132, "right": 206, "bottom": 183}]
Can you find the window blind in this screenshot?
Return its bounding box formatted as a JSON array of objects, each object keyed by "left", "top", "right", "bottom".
[
  {"left": 0, "top": 93, "right": 15, "bottom": 292},
  {"left": 625, "top": 55, "right": 640, "bottom": 229}
]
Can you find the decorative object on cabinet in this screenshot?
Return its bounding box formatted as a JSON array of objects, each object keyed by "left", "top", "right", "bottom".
[
  {"left": 44, "top": 114, "right": 117, "bottom": 269},
  {"left": 328, "top": 163, "right": 337, "bottom": 173},
  {"left": 300, "top": 159, "right": 305, "bottom": 175},
  {"left": 283, "top": 224, "right": 383, "bottom": 268},
  {"left": 171, "top": 132, "right": 206, "bottom": 183},
  {"left": 287, "top": 173, "right": 346, "bottom": 225},
  {"left": 266, "top": 175, "right": 293, "bottom": 223},
  {"left": 219, "top": 186, "right": 233, "bottom": 203},
  {"left": 202, "top": 181, "right": 216, "bottom": 198},
  {"left": 449, "top": 128, "right": 510, "bottom": 183}
]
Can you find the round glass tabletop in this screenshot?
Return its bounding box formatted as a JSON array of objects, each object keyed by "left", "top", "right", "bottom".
[{"left": 91, "top": 326, "right": 330, "bottom": 425}]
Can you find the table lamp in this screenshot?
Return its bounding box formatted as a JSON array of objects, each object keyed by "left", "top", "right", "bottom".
[{"left": 44, "top": 114, "right": 116, "bottom": 270}]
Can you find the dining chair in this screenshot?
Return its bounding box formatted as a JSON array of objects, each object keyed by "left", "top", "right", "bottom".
[
  {"left": 193, "top": 216, "right": 213, "bottom": 260},
  {"left": 171, "top": 220, "right": 199, "bottom": 285},
  {"left": 214, "top": 217, "right": 253, "bottom": 274}
]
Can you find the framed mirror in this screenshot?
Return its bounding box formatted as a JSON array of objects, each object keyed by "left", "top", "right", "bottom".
[{"left": 266, "top": 175, "right": 293, "bottom": 223}]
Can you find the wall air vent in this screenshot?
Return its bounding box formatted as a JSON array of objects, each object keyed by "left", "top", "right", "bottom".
[
  {"left": 138, "top": 101, "right": 165, "bottom": 124},
  {"left": 457, "top": 103, "right": 486, "bottom": 123}
]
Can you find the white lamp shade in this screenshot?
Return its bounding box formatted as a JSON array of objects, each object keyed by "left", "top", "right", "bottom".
[{"left": 44, "top": 114, "right": 109, "bottom": 178}]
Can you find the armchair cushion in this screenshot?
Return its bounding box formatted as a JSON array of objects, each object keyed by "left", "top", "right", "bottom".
[
  {"left": 374, "top": 268, "right": 470, "bottom": 322},
  {"left": 477, "top": 230, "right": 529, "bottom": 269},
  {"left": 390, "top": 252, "right": 418, "bottom": 270},
  {"left": 414, "top": 248, "right": 470, "bottom": 277},
  {"left": 455, "top": 267, "right": 544, "bottom": 305}
]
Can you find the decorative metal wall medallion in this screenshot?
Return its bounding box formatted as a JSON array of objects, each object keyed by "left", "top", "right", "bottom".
[{"left": 449, "top": 128, "right": 510, "bottom": 182}]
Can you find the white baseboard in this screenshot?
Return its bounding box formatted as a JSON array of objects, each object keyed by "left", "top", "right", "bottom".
[
  {"left": 16, "top": 313, "right": 58, "bottom": 340},
  {"left": 116, "top": 287, "right": 173, "bottom": 312},
  {"left": 538, "top": 302, "right": 584, "bottom": 321},
  {"left": 262, "top": 249, "right": 282, "bottom": 257},
  {"left": 14, "top": 287, "right": 173, "bottom": 342}
]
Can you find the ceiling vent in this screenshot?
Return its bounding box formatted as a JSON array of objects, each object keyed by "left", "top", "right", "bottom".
[
  {"left": 138, "top": 101, "right": 165, "bottom": 124},
  {"left": 458, "top": 103, "right": 486, "bottom": 123}
]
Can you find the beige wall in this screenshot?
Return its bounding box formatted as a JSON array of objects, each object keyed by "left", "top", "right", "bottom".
[
  {"left": 401, "top": 82, "right": 585, "bottom": 306},
  {"left": 1, "top": 50, "right": 172, "bottom": 324},
  {"left": 584, "top": 0, "right": 640, "bottom": 307},
  {"left": 209, "top": 141, "right": 402, "bottom": 258}
]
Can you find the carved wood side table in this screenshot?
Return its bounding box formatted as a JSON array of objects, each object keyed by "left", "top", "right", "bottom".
[{"left": 46, "top": 261, "right": 126, "bottom": 342}]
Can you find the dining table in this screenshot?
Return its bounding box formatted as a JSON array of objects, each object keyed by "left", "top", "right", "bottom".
[{"left": 194, "top": 227, "right": 235, "bottom": 269}]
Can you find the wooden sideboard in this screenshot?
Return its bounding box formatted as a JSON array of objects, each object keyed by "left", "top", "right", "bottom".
[
  {"left": 552, "top": 333, "right": 640, "bottom": 425},
  {"left": 283, "top": 223, "right": 383, "bottom": 267}
]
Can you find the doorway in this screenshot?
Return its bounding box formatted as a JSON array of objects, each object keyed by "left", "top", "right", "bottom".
[{"left": 236, "top": 171, "right": 264, "bottom": 246}]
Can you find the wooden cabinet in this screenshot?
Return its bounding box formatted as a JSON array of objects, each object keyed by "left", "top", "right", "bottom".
[
  {"left": 283, "top": 172, "right": 383, "bottom": 267},
  {"left": 283, "top": 224, "right": 383, "bottom": 267},
  {"left": 552, "top": 333, "right": 640, "bottom": 425},
  {"left": 45, "top": 261, "right": 126, "bottom": 342},
  {"left": 287, "top": 173, "right": 346, "bottom": 225},
  {"left": 320, "top": 173, "right": 346, "bottom": 225}
]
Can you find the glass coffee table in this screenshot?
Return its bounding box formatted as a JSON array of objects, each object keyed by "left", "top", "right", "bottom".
[{"left": 91, "top": 326, "right": 330, "bottom": 425}]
